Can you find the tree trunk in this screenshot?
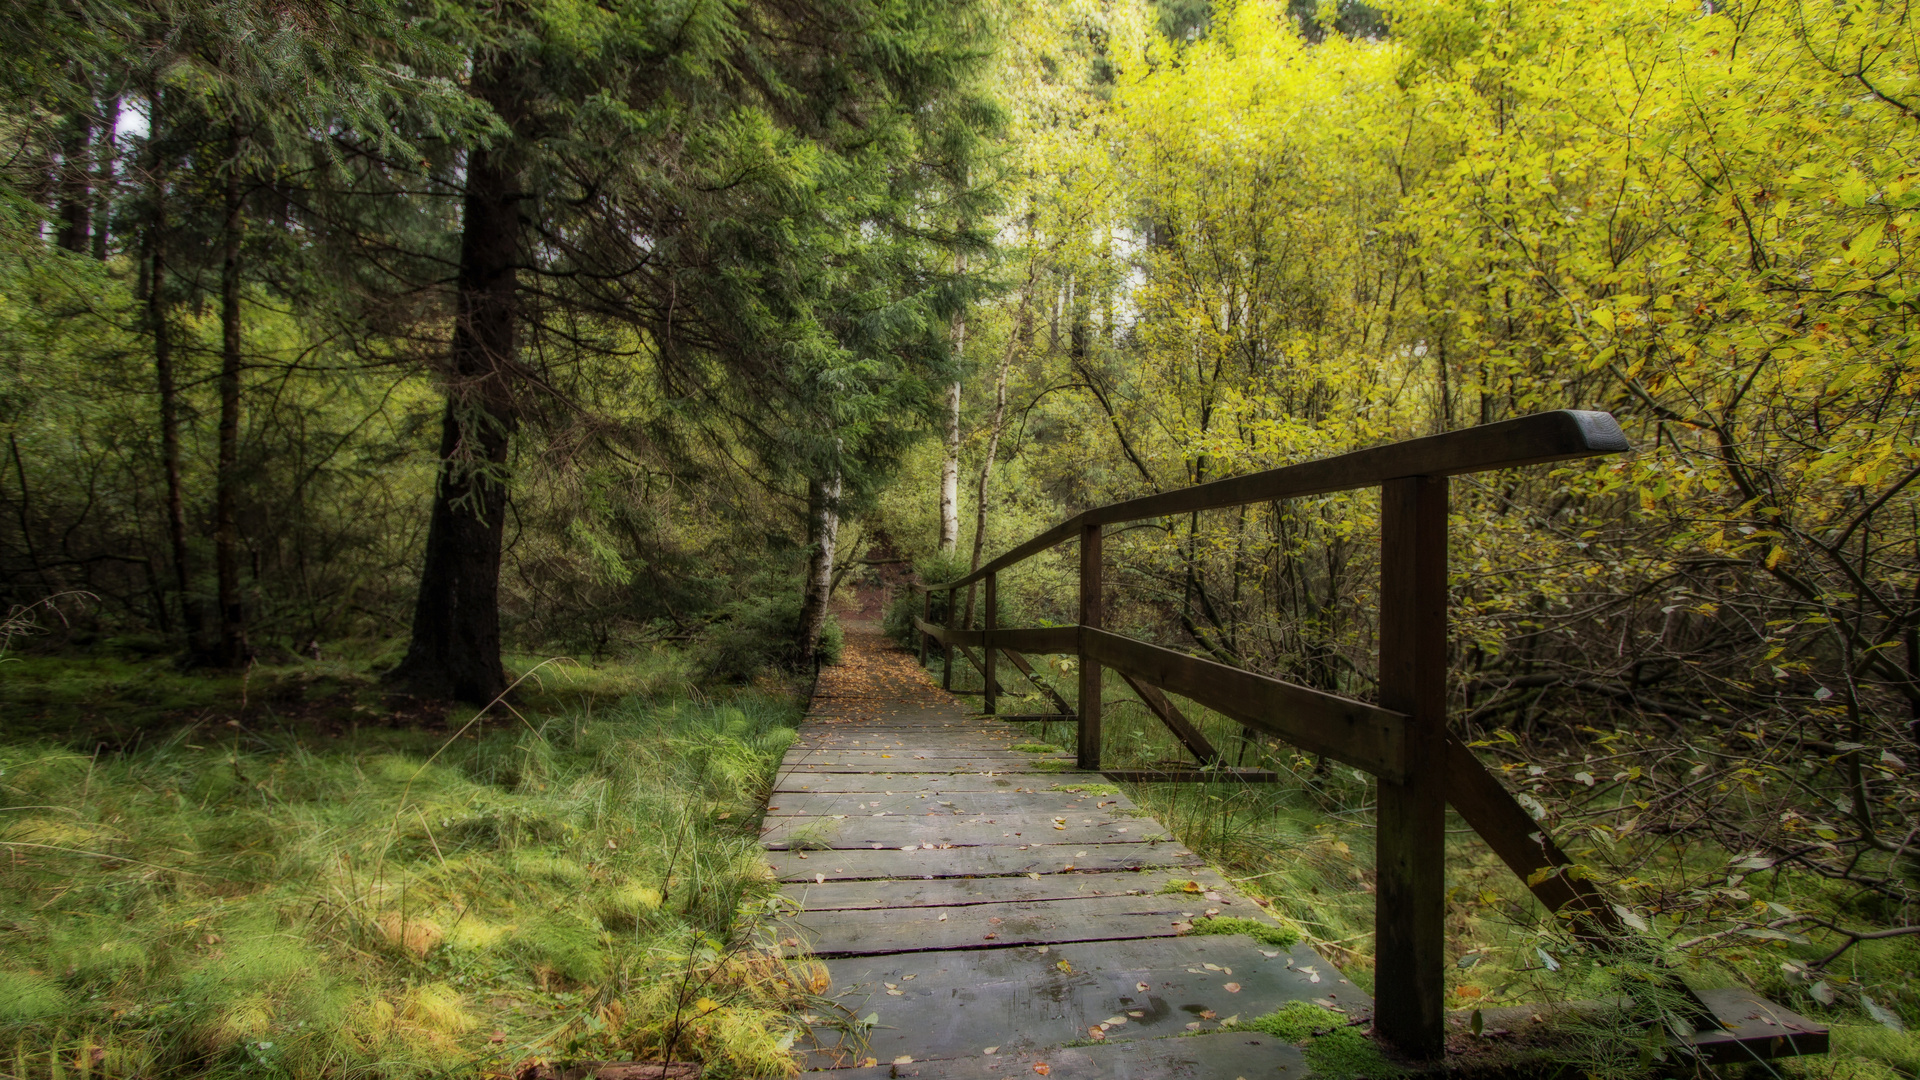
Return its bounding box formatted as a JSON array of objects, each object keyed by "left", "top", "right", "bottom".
[
  {"left": 55, "top": 106, "right": 92, "bottom": 253},
  {"left": 92, "top": 97, "right": 117, "bottom": 261},
  {"left": 386, "top": 81, "right": 522, "bottom": 704},
  {"left": 213, "top": 127, "right": 250, "bottom": 667},
  {"left": 961, "top": 290, "right": 1025, "bottom": 627},
  {"left": 796, "top": 472, "right": 842, "bottom": 669},
  {"left": 939, "top": 376, "right": 961, "bottom": 554},
  {"left": 148, "top": 217, "right": 204, "bottom": 654}
]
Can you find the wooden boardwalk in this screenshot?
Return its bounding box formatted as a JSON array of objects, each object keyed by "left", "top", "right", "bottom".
[{"left": 771, "top": 625, "right": 1368, "bottom": 1078}]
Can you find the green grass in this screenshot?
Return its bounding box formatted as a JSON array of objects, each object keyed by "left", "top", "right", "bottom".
[
  {"left": 0, "top": 646, "right": 815, "bottom": 1078},
  {"left": 1008, "top": 743, "right": 1062, "bottom": 754}
]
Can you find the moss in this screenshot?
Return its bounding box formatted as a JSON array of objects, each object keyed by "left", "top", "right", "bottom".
[
  {"left": 1053, "top": 783, "right": 1119, "bottom": 795},
  {"left": 1010, "top": 743, "right": 1063, "bottom": 754},
  {"left": 1189, "top": 915, "right": 1300, "bottom": 948},
  {"left": 1237, "top": 1002, "right": 1400, "bottom": 1080},
  {"left": 1032, "top": 759, "right": 1073, "bottom": 772}
]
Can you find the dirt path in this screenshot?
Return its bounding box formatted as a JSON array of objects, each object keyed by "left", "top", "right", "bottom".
[{"left": 767, "top": 624, "right": 1370, "bottom": 1078}]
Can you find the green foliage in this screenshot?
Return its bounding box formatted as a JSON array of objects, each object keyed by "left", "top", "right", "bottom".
[
  {"left": 1188, "top": 916, "right": 1299, "bottom": 949},
  {"left": 697, "top": 590, "right": 844, "bottom": 683},
  {"left": 1010, "top": 743, "right": 1063, "bottom": 754}
]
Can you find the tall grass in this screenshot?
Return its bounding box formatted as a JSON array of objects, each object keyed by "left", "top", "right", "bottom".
[{"left": 0, "top": 651, "right": 816, "bottom": 1078}]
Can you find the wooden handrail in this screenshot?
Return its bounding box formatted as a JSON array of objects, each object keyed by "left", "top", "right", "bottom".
[
  {"left": 928, "top": 410, "right": 1628, "bottom": 592},
  {"left": 909, "top": 409, "right": 1633, "bottom": 1059}
]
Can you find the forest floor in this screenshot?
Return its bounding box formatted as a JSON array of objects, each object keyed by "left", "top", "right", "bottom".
[{"left": 0, "top": 642, "right": 822, "bottom": 1078}]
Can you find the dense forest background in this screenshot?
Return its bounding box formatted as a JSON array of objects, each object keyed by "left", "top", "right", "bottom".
[{"left": 6, "top": 0, "right": 1920, "bottom": 1074}]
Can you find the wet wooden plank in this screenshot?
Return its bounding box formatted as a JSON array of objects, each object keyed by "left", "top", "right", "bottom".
[
  {"left": 786, "top": 892, "right": 1211, "bottom": 956},
  {"left": 764, "top": 790, "right": 1137, "bottom": 818},
  {"left": 768, "top": 842, "right": 1201, "bottom": 882},
  {"left": 780, "top": 870, "right": 1234, "bottom": 912},
  {"left": 813, "top": 1029, "right": 1308, "bottom": 1079},
  {"left": 800, "top": 934, "right": 1364, "bottom": 1070},
  {"left": 761, "top": 812, "right": 1167, "bottom": 850},
  {"left": 772, "top": 773, "right": 1099, "bottom": 794}
]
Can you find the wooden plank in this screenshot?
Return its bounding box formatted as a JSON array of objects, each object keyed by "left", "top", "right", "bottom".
[
  {"left": 1117, "top": 671, "right": 1219, "bottom": 765},
  {"left": 760, "top": 811, "right": 1166, "bottom": 850},
  {"left": 766, "top": 841, "right": 1201, "bottom": 882},
  {"left": 1443, "top": 734, "right": 1623, "bottom": 934},
  {"left": 1081, "top": 628, "right": 1409, "bottom": 782},
  {"left": 780, "top": 870, "right": 1231, "bottom": 911},
  {"left": 785, "top": 893, "right": 1214, "bottom": 956},
  {"left": 766, "top": 790, "right": 1137, "bottom": 818},
  {"left": 1373, "top": 475, "right": 1448, "bottom": 1060},
  {"left": 1079, "top": 522, "right": 1103, "bottom": 771},
  {"left": 933, "top": 411, "right": 1630, "bottom": 591},
  {"left": 813, "top": 1029, "right": 1310, "bottom": 1080},
  {"left": 772, "top": 773, "right": 1087, "bottom": 794},
  {"left": 800, "top": 934, "right": 1361, "bottom": 1070}
]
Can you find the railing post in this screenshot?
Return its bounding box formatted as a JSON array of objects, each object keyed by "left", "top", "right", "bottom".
[
  {"left": 984, "top": 571, "right": 998, "bottom": 715},
  {"left": 942, "top": 585, "right": 957, "bottom": 691},
  {"left": 1375, "top": 475, "right": 1449, "bottom": 1060},
  {"left": 1077, "top": 522, "right": 1102, "bottom": 770},
  {"left": 919, "top": 587, "right": 931, "bottom": 666}
]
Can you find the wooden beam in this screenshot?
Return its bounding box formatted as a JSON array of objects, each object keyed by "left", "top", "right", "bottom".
[
  {"left": 1117, "top": 671, "right": 1219, "bottom": 765},
  {"left": 910, "top": 620, "right": 1077, "bottom": 655},
  {"left": 1443, "top": 734, "right": 1623, "bottom": 935},
  {"left": 934, "top": 412, "right": 1629, "bottom": 591},
  {"left": 997, "top": 648, "right": 1077, "bottom": 717},
  {"left": 984, "top": 572, "right": 998, "bottom": 715},
  {"left": 1374, "top": 475, "right": 1449, "bottom": 1060},
  {"left": 1102, "top": 769, "right": 1281, "bottom": 784},
  {"left": 957, "top": 646, "right": 1009, "bottom": 701},
  {"left": 1079, "top": 628, "right": 1408, "bottom": 782},
  {"left": 1078, "top": 522, "right": 1103, "bottom": 771}
]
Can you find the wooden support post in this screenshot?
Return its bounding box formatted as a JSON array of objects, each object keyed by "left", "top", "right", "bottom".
[
  {"left": 942, "top": 586, "right": 956, "bottom": 691},
  {"left": 1077, "top": 522, "right": 1103, "bottom": 771},
  {"left": 999, "top": 648, "right": 1076, "bottom": 717},
  {"left": 920, "top": 588, "right": 931, "bottom": 666},
  {"left": 984, "top": 572, "right": 998, "bottom": 715},
  {"left": 1375, "top": 475, "right": 1448, "bottom": 1060}
]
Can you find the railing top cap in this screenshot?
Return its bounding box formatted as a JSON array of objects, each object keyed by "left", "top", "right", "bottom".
[{"left": 928, "top": 410, "right": 1630, "bottom": 592}]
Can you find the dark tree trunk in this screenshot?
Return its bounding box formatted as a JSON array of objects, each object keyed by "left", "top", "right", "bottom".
[
  {"left": 386, "top": 74, "right": 523, "bottom": 704},
  {"left": 214, "top": 127, "right": 250, "bottom": 667},
  {"left": 56, "top": 108, "right": 92, "bottom": 253},
  {"left": 149, "top": 229, "right": 204, "bottom": 653}
]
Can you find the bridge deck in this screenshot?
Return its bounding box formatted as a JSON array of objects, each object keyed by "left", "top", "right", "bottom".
[{"left": 772, "top": 625, "right": 1362, "bottom": 1078}]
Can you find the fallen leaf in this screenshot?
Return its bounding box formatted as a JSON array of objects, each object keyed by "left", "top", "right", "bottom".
[
  {"left": 815, "top": 873, "right": 825, "bottom": 884},
  {"left": 893, "top": 1056, "right": 913, "bottom": 1065},
  {"left": 1034, "top": 1064, "right": 1050, "bottom": 1076},
  {"left": 1136, "top": 982, "right": 1151, "bottom": 992},
  {"left": 1057, "top": 960, "right": 1073, "bottom": 974},
  {"left": 1104, "top": 1016, "right": 1128, "bottom": 1026},
  {"left": 1128, "top": 1010, "right": 1146, "bottom": 1018},
  {"left": 1185, "top": 1022, "right": 1203, "bottom": 1031},
  {"left": 1225, "top": 982, "right": 1242, "bottom": 993},
  {"left": 1200, "top": 1009, "right": 1217, "bottom": 1020},
  {"left": 938, "top": 913, "right": 948, "bottom": 922},
  {"left": 1204, "top": 963, "right": 1223, "bottom": 971},
  {"left": 1035, "top": 945, "right": 1049, "bottom": 954},
  {"left": 1087, "top": 1027, "right": 1106, "bottom": 1040},
  {"left": 983, "top": 1047, "right": 998, "bottom": 1055},
  {"left": 489, "top": 1030, "right": 506, "bottom": 1044}
]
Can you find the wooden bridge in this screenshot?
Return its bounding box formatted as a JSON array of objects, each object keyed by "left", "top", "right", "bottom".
[{"left": 772, "top": 412, "right": 1827, "bottom": 1075}]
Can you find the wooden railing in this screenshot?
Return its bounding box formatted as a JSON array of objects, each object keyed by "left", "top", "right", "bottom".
[{"left": 913, "top": 410, "right": 1632, "bottom": 1059}]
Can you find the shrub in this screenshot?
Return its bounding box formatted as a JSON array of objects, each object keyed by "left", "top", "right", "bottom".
[{"left": 696, "top": 590, "right": 842, "bottom": 682}]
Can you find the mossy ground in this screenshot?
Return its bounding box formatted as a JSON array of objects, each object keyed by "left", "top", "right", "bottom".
[{"left": 0, "top": 645, "right": 818, "bottom": 1078}]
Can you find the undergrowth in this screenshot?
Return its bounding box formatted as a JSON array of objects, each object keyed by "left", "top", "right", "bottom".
[
  {"left": 1235, "top": 1002, "right": 1399, "bottom": 1080},
  {"left": 0, "top": 648, "right": 816, "bottom": 1078}
]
